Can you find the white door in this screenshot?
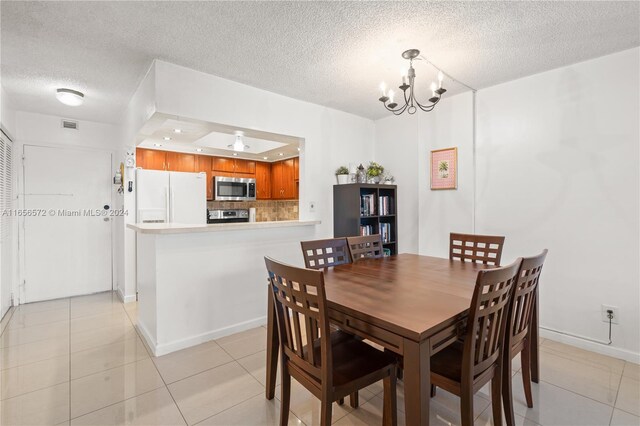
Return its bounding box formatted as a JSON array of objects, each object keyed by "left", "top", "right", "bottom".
[
  {"left": 169, "top": 172, "right": 206, "bottom": 224},
  {"left": 23, "top": 145, "right": 112, "bottom": 302}
]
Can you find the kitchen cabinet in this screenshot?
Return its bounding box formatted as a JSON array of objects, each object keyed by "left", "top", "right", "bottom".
[
  {"left": 213, "top": 157, "right": 255, "bottom": 176},
  {"left": 255, "top": 162, "right": 271, "bottom": 199},
  {"left": 234, "top": 159, "right": 255, "bottom": 174},
  {"left": 166, "top": 152, "right": 196, "bottom": 172},
  {"left": 212, "top": 157, "right": 235, "bottom": 173},
  {"left": 271, "top": 158, "right": 297, "bottom": 199},
  {"left": 136, "top": 148, "right": 166, "bottom": 171},
  {"left": 195, "top": 155, "right": 213, "bottom": 200}
]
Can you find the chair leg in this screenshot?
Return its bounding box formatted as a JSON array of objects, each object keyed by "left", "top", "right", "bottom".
[
  {"left": 502, "top": 354, "right": 516, "bottom": 426},
  {"left": 491, "top": 373, "right": 503, "bottom": 426},
  {"left": 279, "top": 364, "right": 291, "bottom": 426},
  {"left": 430, "top": 384, "right": 436, "bottom": 397},
  {"left": 383, "top": 366, "right": 398, "bottom": 426},
  {"left": 338, "top": 398, "right": 344, "bottom": 405},
  {"left": 521, "top": 341, "right": 534, "bottom": 408},
  {"left": 349, "top": 392, "right": 359, "bottom": 408},
  {"left": 320, "top": 397, "right": 333, "bottom": 426},
  {"left": 460, "top": 388, "right": 474, "bottom": 426}
]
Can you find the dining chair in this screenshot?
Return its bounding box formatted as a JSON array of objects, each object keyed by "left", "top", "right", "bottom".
[
  {"left": 503, "top": 249, "right": 548, "bottom": 426},
  {"left": 430, "top": 258, "right": 522, "bottom": 426},
  {"left": 347, "top": 234, "right": 384, "bottom": 261},
  {"left": 265, "top": 257, "right": 398, "bottom": 426},
  {"left": 450, "top": 232, "right": 506, "bottom": 266},
  {"left": 301, "top": 238, "right": 351, "bottom": 269},
  {"left": 300, "top": 237, "right": 359, "bottom": 407}
]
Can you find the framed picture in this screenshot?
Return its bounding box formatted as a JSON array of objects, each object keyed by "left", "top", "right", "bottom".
[{"left": 430, "top": 147, "right": 457, "bottom": 190}]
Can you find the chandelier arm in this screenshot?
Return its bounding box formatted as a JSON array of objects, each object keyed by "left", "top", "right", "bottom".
[{"left": 416, "top": 97, "right": 439, "bottom": 112}]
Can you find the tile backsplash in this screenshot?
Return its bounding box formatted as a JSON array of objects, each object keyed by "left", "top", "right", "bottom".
[{"left": 207, "top": 200, "right": 299, "bottom": 222}]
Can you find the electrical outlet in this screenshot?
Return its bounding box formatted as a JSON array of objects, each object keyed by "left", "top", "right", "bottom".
[
  {"left": 601, "top": 305, "right": 619, "bottom": 324},
  {"left": 309, "top": 201, "right": 316, "bottom": 212}
]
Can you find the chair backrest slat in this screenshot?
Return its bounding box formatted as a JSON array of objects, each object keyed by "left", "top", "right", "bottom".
[
  {"left": 265, "top": 257, "right": 332, "bottom": 386},
  {"left": 450, "top": 233, "right": 505, "bottom": 266},
  {"left": 508, "top": 250, "right": 548, "bottom": 350},
  {"left": 347, "top": 235, "right": 384, "bottom": 261},
  {"left": 301, "top": 238, "right": 351, "bottom": 269},
  {"left": 463, "top": 259, "right": 521, "bottom": 379}
]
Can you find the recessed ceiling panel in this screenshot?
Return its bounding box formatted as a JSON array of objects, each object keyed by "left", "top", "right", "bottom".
[{"left": 194, "top": 132, "right": 287, "bottom": 154}]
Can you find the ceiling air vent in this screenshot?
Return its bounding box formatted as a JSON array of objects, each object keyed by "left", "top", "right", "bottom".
[{"left": 61, "top": 119, "right": 79, "bottom": 130}]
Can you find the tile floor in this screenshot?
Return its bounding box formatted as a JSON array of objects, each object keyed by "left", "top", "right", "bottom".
[{"left": 0, "top": 291, "right": 638, "bottom": 425}]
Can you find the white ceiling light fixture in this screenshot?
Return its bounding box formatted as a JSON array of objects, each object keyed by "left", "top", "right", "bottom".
[
  {"left": 153, "top": 143, "right": 162, "bottom": 147},
  {"left": 173, "top": 128, "right": 182, "bottom": 134},
  {"left": 278, "top": 153, "right": 284, "bottom": 156},
  {"left": 196, "top": 148, "right": 203, "bottom": 152},
  {"left": 233, "top": 152, "right": 238, "bottom": 156},
  {"left": 263, "top": 156, "right": 268, "bottom": 160},
  {"left": 163, "top": 137, "right": 172, "bottom": 141},
  {"left": 56, "top": 88, "right": 84, "bottom": 106},
  {"left": 228, "top": 131, "right": 249, "bottom": 152}
]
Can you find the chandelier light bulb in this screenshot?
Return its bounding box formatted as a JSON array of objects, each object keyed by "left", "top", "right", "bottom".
[
  {"left": 388, "top": 90, "right": 395, "bottom": 104},
  {"left": 380, "top": 82, "right": 387, "bottom": 97},
  {"left": 430, "top": 82, "right": 437, "bottom": 97},
  {"left": 401, "top": 69, "right": 407, "bottom": 85},
  {"left": 438, "top": 71, "right": 444, "bottom": 88}
]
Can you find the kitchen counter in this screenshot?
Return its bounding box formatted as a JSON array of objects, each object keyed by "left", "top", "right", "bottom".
[
  {"left": 129, "top": 218, "right": 321, "bottom": 356},
  {"left": 127, "top": 219, "right": 320, "bottom": 234}
]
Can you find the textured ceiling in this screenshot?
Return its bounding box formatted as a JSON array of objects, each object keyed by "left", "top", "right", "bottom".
[{"left": 2, "top": 1, "right": 638, "bottom": 123}]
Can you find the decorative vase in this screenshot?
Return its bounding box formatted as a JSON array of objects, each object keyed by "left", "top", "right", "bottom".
[{"left": 336, "top": 174, "right": 350, "bottom": 185}]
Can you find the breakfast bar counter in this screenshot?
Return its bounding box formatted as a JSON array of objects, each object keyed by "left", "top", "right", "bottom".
[{"left": 128, "top": 220, "right": 320, "bottom": 355}]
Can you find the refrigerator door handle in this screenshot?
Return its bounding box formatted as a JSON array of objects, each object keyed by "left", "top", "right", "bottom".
[
  {"left": 170, "top": 188, "right": 176, "bottom": 223},
  {"left": 165, "top": 187, "right": 170, "bottom": 223}
]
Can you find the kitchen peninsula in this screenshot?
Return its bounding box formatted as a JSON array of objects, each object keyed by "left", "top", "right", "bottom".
[{"left": 128, "top": 219, "right": 319, "bottom": 356}]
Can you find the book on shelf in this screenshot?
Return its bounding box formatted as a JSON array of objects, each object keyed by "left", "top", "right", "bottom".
[
  {"left": 378, "top": 222, "right": 392, "bottom": 243},
  {"left": 359, "top": 224, "right": 375, "bottom": 236},
  {"left": 378, "top": 196, "right": 392, "bottom": 216},
  {"left": 360, "top": 194, "right": 376, "bottom": 216}
]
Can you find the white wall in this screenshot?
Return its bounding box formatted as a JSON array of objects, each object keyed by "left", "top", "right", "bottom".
[
  {"left": 418, "top": 92, "right": 475, "bottom": 258},
  {"left": 14, "top": 111, "right": 121, "bottom": 304},
  {"left": 121, "top": 60, "right": 375, "bottom": 300},
  {"left": 373, "top": 47, "right": 640, "bottom": 361},
  {"left": 476, "top": 48, "right": 639, "bottom": 359},
  {"left": 1, "top": 87, "right": 16, "bottom": 139},
  {"left": 374, "top": 114, "right": 420, "bottom": 254}
]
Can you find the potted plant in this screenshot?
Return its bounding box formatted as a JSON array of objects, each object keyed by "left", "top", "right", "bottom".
[
  {"left": 335, "top": 166, "right": 350, "bottom": 184},
  {"left": 366, "top": 162, "right": 384, "bottom": 183}
]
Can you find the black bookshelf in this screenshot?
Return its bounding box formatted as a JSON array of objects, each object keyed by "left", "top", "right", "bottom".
[{"left": 333, "top": 183, "right": 398, "bottom": 255}]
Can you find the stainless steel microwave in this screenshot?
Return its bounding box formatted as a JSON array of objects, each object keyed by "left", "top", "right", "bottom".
[{"left": 214, "top": 176, "right": 256, "bottom": 201}]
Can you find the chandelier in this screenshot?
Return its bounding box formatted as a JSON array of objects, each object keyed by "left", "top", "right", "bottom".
[{"left": 378, "top": 49, "right": 447, "bottom": 115}]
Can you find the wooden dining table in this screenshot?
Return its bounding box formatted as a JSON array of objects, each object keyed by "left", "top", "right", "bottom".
[{"left": 265, "top": 254, "right": 540, "bottom": 425}]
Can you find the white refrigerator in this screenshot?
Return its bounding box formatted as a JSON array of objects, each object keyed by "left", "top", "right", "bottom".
[{"left": 136, "top": 169, "right": 207, "bottom": 224}]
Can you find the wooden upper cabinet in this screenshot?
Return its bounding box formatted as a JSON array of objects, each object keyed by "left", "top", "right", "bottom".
[
  {"left": 281, "top": 159, "right": 296, "bottom": 199},
  {"left": 212, "top": 157, "right": 236, "bottom": 173},
  {"left": 255, "top": 162, "right": 271, "bottom": 200},
  {"left": 166, "top": 152, "right": 196, "bottom": 172},
  {"left": 136, "top": 148, "right": 166, "bottom": 170},
  {"left": 234, "top": 159, "right": 256, "bottom": 174},
  {"left": 195, "top": 155, "right": 213, "bottom": 200},
  {"left": 271, "top": 158, "right": 298, "bottom": 199},
  {"left": 213, "top": 157, "right": 255, "bottom": 175},
  {"left": 294, "top": 157, "right": 299, "bottom": 181}
]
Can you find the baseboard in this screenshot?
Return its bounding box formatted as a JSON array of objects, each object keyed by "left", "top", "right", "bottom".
[
  {"left": 116, "top": 287, "right": 136, "bottom": 304},
  {"left": 138, "top": 316, "right": 267, "bottom": 357},
  {"left": 540, "top": 328, "right": 640, "bottom": 364}
]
